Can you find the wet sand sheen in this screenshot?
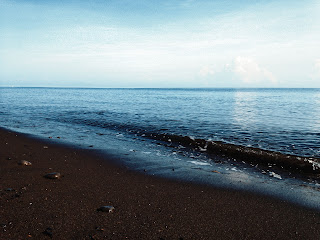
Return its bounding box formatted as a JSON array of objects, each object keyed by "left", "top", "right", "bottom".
[{"left": 1, "top": 127, "right": 320, "bottom": 239}]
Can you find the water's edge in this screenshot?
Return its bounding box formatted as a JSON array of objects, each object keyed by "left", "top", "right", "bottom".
[{"left": 3, "top": 126, "right": 320, "bottom": 212}]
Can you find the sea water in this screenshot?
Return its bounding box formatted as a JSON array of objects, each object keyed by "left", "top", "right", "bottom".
[{"left": 1, "top": 88, "right": 320, "bottom": 209}]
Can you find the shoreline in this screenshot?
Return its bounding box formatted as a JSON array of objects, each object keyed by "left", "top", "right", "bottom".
[{"left": 1, "top": 127, "right": 320, "bottom": 239}]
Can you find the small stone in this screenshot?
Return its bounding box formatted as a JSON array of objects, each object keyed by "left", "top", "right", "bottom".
[
  {"left": 43, "top": 227, "right": 53, "bottom": 238},
  {"left": 43, "top": 146, "right": 49, "bottom": 149},
  {"left": 44, "top": 172, "right": 61, "bottom": 179},
  {"left": 89, "top": 234, "right": 97, "bottom": 240},
  {"left": 95, "top": 226, "right": 105, "bottom": 231},
  {"left": 14, "top": 193, "right": 21, "bottom": 198},
  {"left": 18, "top": 160, "right": 32, "bottom": 166},
  {"left": 97, "top": 206, "right": 115, "bottom": 213},
  {"left": 6, "top": 157, "right": 12, "bottom": 160},
  {"left": 5, "top": 188, "right": 14, "bottom": 192}
]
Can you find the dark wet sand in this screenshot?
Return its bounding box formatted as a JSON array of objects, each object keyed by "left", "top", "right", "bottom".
[{"left": 1, "top": 128, "right": 320, "bottom": 239}]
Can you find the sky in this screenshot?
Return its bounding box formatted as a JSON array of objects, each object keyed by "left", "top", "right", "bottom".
[{"left": 0, "top": 0, "right": 319, "bottom": 88}]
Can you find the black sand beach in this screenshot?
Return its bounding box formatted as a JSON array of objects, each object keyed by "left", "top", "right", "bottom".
[{"left": 1, "top": 127, "right": 320, "bottom": 239}]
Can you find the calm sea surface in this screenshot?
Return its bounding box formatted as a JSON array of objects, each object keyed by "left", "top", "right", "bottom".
[
  {"left": 1, "top": 88, "right": 320, "bottom": 208},
  {"left": 1, "top": 88, "right": 319, "bottom": 157}
]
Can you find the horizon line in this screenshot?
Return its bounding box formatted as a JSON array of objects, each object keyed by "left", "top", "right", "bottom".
[{"left": 1, "top": 86, "right": 320, "bottom": 90}]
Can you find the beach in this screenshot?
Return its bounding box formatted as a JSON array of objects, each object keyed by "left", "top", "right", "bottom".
[
  {"left": 1, "top": 127, "right": 320, "bottom": 239},
  {"left": 2, "top": 0, "right": 320, "bottom": 237}
]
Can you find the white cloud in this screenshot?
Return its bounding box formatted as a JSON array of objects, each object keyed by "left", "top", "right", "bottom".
[
  {"left": 315, "top": 59, "right": 320, "bottom": 72},
  {"left": 234, "top": 56, "right": 277, "bottom": 84},
  {"left": 199, "top": 65, "right": 215, "bottom": 77},
  {"left": 312, "top": 59, "right": 320, "bottom": 80}
]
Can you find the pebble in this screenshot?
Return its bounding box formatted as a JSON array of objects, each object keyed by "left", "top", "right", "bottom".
[
  {"left": 89, "top": 234, "right": 97, "bottom": 240},
  {"left": 12, "top": 193, "right": 21, "bottom": 199},
  {"left": 5, "top": 188, "right": 14, "bottom": 192},
  {"left": 44, "top": 172, "right": 61, "bottom": 179},
  {"left": 97, "top": 206, "right": 115, "bottom": 213},
  {"left": 95, "top": 226, "right": 105, "bottom": 231},
  {"left": 43, "top": 227, "right": 53, "bottom": 238},
  {"left": 18, "top": 160, "right": 32, "bottom": 166},
  {"left": 6, "top": 157, "right": 12, "bottom": 160}
]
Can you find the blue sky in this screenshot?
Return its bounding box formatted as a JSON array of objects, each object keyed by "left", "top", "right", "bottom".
[{"left": 0, "top": 0, "right": 319, "bottom": 88}]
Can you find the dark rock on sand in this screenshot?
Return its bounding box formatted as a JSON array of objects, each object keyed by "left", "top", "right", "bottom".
[
  {"left": 18, "top": 160, "right": 32, "bottom": 166},
  {"left": 89, "top": 234, "right": 97, "bottom": 240},
  {"left": 97, "top": 206, "right": 115, "bottom": 213},
  {"left": 95, "top": 226, "right": 105, "bottom": 231},
  {"left": 14, "top": 193, "right": 21, "bottom": 198},
  {"left": 44, "top": 172, "right": 61, "bottom": 179},
  {"left": 43, "top": 227, "right": 53, "bottom": 238}
]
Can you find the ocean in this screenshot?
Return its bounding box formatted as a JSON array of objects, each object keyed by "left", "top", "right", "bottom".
[{"left": 1, "top": 87, "right": 320, "bottom": 208}]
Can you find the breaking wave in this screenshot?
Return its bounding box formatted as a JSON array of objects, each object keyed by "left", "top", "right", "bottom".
[{"left": 55, "top": 113, "right": 320, "bottom": 178}]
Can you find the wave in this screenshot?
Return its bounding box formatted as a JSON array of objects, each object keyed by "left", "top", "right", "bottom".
[
  {"left": 153, "top": 133, "right": 320, "bottom": 177},
  {"left": 54, "top": 112, "right": 320, "bottom": 177}
]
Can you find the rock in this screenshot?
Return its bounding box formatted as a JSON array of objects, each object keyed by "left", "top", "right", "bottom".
[
  {"left": 11, "top": 193, "right": 21, "bottom": 199},
  {"left": 89, "top": 234, "right": 97, "bottom": 240},
  {"left": 95, "top": 226, "right": 105, "bottom": 231},
  {"left": 6, "top": 157, "right": 12, "bottom": 160},
  {"left": 5, "top": 188, "right": 14, "bottom": 192},
  {"left": 44, "top": 172, "right": 61, "bottom": 179},
  {"left": 43, "top": 146, "right": 49, "bottom": 149},
  {"left": 18, "top": 160, "right": 32, "bottom": 166},
  {"left": 97, "top": 206, "right": 115, "bottom": 213},
  {"left": 43, "top": 227, "right": 53, "bottom": 238}
]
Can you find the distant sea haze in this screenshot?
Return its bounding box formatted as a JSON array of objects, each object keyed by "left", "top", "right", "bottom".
[{"left": 1, "top": 88, "right": 319, "bottom": 157}]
